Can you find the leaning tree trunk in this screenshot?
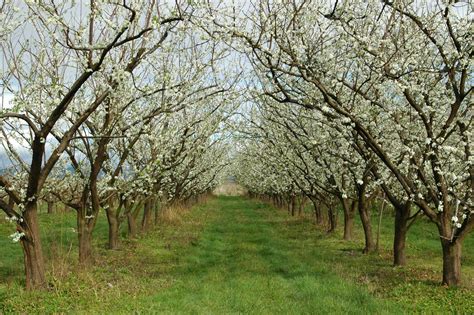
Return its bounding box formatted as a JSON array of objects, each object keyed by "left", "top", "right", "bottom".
[
  {"left": 19, "top": 202, "right": 47, "bottom": 290},
  {"left": 8, "top": 196, "right": 15, "bottom": 208},
  {"left": 357, "top": 185, "right": 375, "bottom": 254},
  {"left": 393, "top": 202, "right": 411, "bottom": 266}
]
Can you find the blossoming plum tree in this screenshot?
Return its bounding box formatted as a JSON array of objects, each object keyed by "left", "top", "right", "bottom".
[
  {"left": 228, "top": 0, "right": 472, "bottom": 286},
  {"left": 0, "top": 0, "right": 213, "bottom": 289}
]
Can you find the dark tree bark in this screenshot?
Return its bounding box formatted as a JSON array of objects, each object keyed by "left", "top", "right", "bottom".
[
  {"left": 393, "top": 202, "right": 411, "bottom": 266},
  {"left": 8, "top": 196, "right": 15, "bottom": 208},
  {"left": 327, "top": 203, "right": 337, "bottom": 233}
]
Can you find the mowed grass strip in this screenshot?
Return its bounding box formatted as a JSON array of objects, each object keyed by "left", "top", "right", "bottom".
[{"left": 118, "top": 196, "right": 402, "bottom": 314}]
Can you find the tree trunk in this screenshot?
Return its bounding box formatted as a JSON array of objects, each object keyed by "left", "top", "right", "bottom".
[
  {"left": 126, "top": 201, "right": 142, "bottom": 238},
  {"left": 298, "top": 196, "right": 305, "bottom": 216},
  {"left": 291, "top": 195, "right": 296, "bottom": 216},
  {"left": 311, "top": 198, "right": 323, "bottom": 225},
  {"left": 357, "top": 186, "right": 375, "bottom": 253},
  {"left": 441, "top": 240, "right": 462, "bottom": 286},
  {"left": 127, "top": 212, "right": 138, "bottom": 238},
  {"left": 77, "top": 213, "right": 94, "bottom": 264},
  {"left": 105, "top": 208, "right": 120, "bottom": 250},
  {"left": 141, "top": 199, "right": 153, "bottom": 231},
  {"left": 375, "top": 199, "right": 386, "bottom": 252},
  {"left": 47, "top": 201, "right": 54, "bottom": 214},
  {"left": 341, "top": 199, "right": 356, "bottom": 240},
  {"left": 154, "top": 199, "right": 161, "bottom": 225},
  {"left": 327, "top": 205, "right": 337, "bottom": 233},
  {"left": 8, "top": 196, "right": 15, "bottom": 208},
  {"left": 287, "top": 196, "right": 291, "bottom": 215},
  {"left": 393, "top": 202, "right": 410, "bottom": 266},
  {"left": 20, "top": 202, "right": 47, "bottom": 290}
]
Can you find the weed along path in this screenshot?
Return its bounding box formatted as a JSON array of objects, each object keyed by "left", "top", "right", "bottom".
[{"left": 119, "top": 196, "right": 401, "bottom": 314}]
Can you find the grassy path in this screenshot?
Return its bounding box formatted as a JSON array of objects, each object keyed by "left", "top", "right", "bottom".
[
  {"left": 118, "top": 196, "right": 401, "bottom": 314},
  {"left": 5, "top": 196, "right": 471, "bottom": 313}
]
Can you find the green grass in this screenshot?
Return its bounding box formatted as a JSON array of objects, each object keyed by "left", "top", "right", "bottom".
[
  {"left": 0, "top": 196, "right": 472, "bottom": 313},
  {"left": 298, "top": 201, "right": 474, "bottom": 313},
  {"left": 117, "top": 196, "right": 400, "bottom": 314}
]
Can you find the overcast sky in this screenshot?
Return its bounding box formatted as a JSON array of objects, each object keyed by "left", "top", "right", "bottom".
[{"left": 0, "top": 0, "right": 472, "bottom": 170}]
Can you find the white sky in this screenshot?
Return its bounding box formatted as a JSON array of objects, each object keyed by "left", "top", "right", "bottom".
[{"left": 0, "top": 0, "right": 472, "bottom": 169}]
